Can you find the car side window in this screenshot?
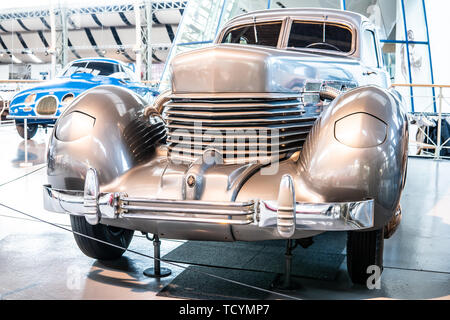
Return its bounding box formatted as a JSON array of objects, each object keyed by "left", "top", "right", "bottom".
[
  {"left": 123, "top": 66, "right": 138, "bottom": 82},
  {"left": 288, "top": 21, "right": 353, "bottom": 53},
  {"left": 62, "top": 62, "right": 88, "bottom": 76},
  {"left": 221, "top": 22, "right": 282, "bottom": 48},
  {"left": 362, "top": 29, "right": 379, "bottom": 68},
  {"left": 84, "top": 61, "right": 121, "bottom": 76}
]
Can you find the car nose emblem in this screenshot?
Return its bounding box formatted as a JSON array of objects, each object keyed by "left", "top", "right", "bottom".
[{"left": 186, "top": 175, "right": 196, "bottom": 188}]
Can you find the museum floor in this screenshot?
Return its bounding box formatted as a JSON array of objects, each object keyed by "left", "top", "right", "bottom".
[{"left": 0, "top": 124, "right": 448, "bottom": 300}]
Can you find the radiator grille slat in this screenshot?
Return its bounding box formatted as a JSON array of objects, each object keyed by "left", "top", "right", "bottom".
[
  {"left": 165, "top": 97, "right": 318, "bottom": 164},
  {"left": 166, "top": 108, "right": 303, "bottom": 119}
]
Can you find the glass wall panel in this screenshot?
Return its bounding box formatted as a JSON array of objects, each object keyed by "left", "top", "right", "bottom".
[
  {"left": 269, "top": 0, "right": 340, "bottom": 10},
  {"left": 346, "top": 0, "right": 405, "bottom": 41},
  {"left": 403, "top": 0, "right": 428, "bottom": 42},
  {"left": 159, "top": 0, "right": 225, "bottom": 90},
  {"left": 387, "top": 41, "right": 434, "bottom": 112},
  {"left": 173, "top": 0, "right": 225, "bottom": 45},
  {"left": 218, "top": 0, "right": 268, "bottom": 30},
  {"left": 381, "top": 42, "right": 396, "bottom": 81},
  {"left": 409, "top": 44, "right": 435, "bottom": 113}
]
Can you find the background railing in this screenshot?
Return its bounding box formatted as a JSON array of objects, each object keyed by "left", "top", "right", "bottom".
[{"left": 391, "top": 83, "right": 450, "bottom": 160}]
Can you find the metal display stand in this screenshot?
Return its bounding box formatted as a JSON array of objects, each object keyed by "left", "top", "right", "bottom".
[
  {"left": 19, "top": 118, "right": 32, "bottom": 167},
  {"left": 143, "top": 234, "right": 172, "bottom": 278},
  {"left": 270, "top": 239, "right": 301, "bottom": 291}
]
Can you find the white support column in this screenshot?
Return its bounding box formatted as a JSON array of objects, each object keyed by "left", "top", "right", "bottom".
[
  {"left": 60, "top": 7, "right": 68, "bottom": 68},
  {"left": 435, "top": 87, "right": 443, "bottom": 159},
  {"left": 145, "top": 1, "right": 153, "bottom": 81},
  {"left": 135, "top": 0, "right": 142, "bottom": 81},
  {"left": 50, "top": 4, "right": 57, "bottom": 79}
]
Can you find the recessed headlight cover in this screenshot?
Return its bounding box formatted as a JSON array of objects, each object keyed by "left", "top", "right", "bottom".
[
  {"left": 56, "top": 111, "right": 95, "bottom": 142},
  {"left": 334, "top": 112, "right": 387, "bottom": 148}
]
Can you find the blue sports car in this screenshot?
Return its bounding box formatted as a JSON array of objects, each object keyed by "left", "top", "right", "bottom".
[{"left": 8, "top": 57, "right": 158, "bottom": 139}]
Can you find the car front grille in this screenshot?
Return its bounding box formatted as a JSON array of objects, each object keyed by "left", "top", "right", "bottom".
[
  {"left": 36, "top": 96, "right": 58, "bottom": 115},
  {"left": 165, "top": 96, "right": 319, "bottom": 164},
  {"left": 123, "top": 117, "right": 167, "bottom": 163}
]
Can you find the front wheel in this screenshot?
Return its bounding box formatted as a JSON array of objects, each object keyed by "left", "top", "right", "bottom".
[
  {"left": 16, "top": 121, "right": 38, "bottom": 139},
  {"left": 346, "top": 228, "right": 384, "bottom": 285},
  {"left": 70, "top": 215, "right": 134, "bottom": 260}
]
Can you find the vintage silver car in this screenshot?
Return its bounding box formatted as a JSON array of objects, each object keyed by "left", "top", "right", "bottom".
[{"left": 43, "top": 8, "right": 408, "bottom": 285}]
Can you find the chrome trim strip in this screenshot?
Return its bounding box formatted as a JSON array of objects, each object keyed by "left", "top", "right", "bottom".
[
  {"left": 121, "top": 205, "right": 254, "bottom": 215},
  {"left": 122, "top": 197, "right": 254, "bottom": 207},
  {"left": 120, "top": 213, "right": 253, "bottom": 225},
  {"left": 7, "top": 115, "right": 59, "bottom": 120},
  {"left": 166, "top": 137, "right": 307, "bottom": 148},
  {"left": 167, "top": 129, "right": 311, "bottom": 140},
  {"left": 166, "top": 121, "right": 315, "bottom": 131}
]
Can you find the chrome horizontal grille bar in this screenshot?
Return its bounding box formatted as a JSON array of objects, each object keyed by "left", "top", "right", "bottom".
[
  {"left": 167, "top": 128, "right": 311, "bottom": 140},
  {"left": 119, "top": 196, "right": 256, "bottom": 225},
  {"left": 167, "top": 135, "right": 308, "bottom": 147},
  {"left": 122, "top": 205, "right": 253, "bottom": 216},
  {"left": 122, "top": 197, "right": 255, "bottom": 207},
  {"left": 168, "top": 144, "right": 301, "bottom": 156},
  {"left": 165, "top": 107, "right": 304, "bottom": 118},
  {"left": 165, "top": 97, "right": 318, "bottom": 163},
  {"left": 119, "top": 213, "right": 253, "bottom": 225},
  {"left": 167, "top": 115, "right": 312, "bottom": 124}
]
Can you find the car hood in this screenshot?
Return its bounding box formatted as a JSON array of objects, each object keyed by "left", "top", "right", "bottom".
[
  {"left": 11, "top": 74, "right": 128, "bottom": 102},
  {"left": 171, "top": 44, "right": 361, "bottom": 95}
]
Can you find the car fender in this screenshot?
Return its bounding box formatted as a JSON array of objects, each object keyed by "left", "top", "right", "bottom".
[{"left": 296, "top": 85, "right": 408, "bottom": 228}]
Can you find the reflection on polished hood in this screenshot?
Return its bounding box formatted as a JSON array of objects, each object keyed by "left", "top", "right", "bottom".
[{"left": 171, "top": 44, "right": 360, "bottom": 94}]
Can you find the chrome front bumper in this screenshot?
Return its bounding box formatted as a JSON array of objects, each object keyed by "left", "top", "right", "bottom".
[
  {"left": 43, "top": 170, "right": 374, "bottom": 237},
  {"left": 7, "top": 115, "right": 58, "bottom": 120}
]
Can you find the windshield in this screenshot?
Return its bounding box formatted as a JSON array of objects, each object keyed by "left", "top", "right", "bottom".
[
  {"left": 62, "top": 61, "right": 121, "bottom": 77},
  {"left": 287, "top": 21, "right": 353, "bottom": 53},
  {"left": 121, "top": 65, "right": 138, "bottom": 82},
  {"left": 83, "top": 61, "right": 121, "bottom": 76},
  {"left": 221, "top": 21, "right": 282, "bottom": 47},
  {"left": 61, "top": 62, "right": 88, "bottom": 76}
]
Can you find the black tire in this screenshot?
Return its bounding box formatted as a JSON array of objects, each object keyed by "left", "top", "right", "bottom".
[
  {"left": 70, "top": 215, "right": 134, "bottom": 260},
  {"left": 1, "top": 109, "right": 8, "bottom": 121},
  {"left": 16, "top": 122, "right": 38, "bottom": 139},
  {"left": 346, "top": 228, "right": 384, "bottom": 285}
]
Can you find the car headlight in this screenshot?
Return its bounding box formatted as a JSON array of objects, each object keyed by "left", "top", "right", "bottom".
[
  {"left": 24, "top": 93, "right": 36, "bottom": 104},
  {"left": 56, "top": 111, "right": 95, "bottom": 142},
  {"left": 62, "top": 93, "right": 75, "bottom": 105},
  {"left": 334, "top": 112, "right": 387, "bottom": 148}
]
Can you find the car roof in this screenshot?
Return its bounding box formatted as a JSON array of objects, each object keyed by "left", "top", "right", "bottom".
[
  {"left": 226, "top": 7, "right": 369, "bottom": 29},
  {"left": 70, "top": 57, "right": 127, "bottom": 65}
]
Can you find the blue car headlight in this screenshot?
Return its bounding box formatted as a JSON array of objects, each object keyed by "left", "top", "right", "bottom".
[
  {"left": 334, "top": 112, "right": 387, "bottom": 148},
  {"left": 56, "top": 111, "right": 95, "bottom": 142},
  {"left": 62, "top": 93, "right": 75, "bottom": 105}
]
